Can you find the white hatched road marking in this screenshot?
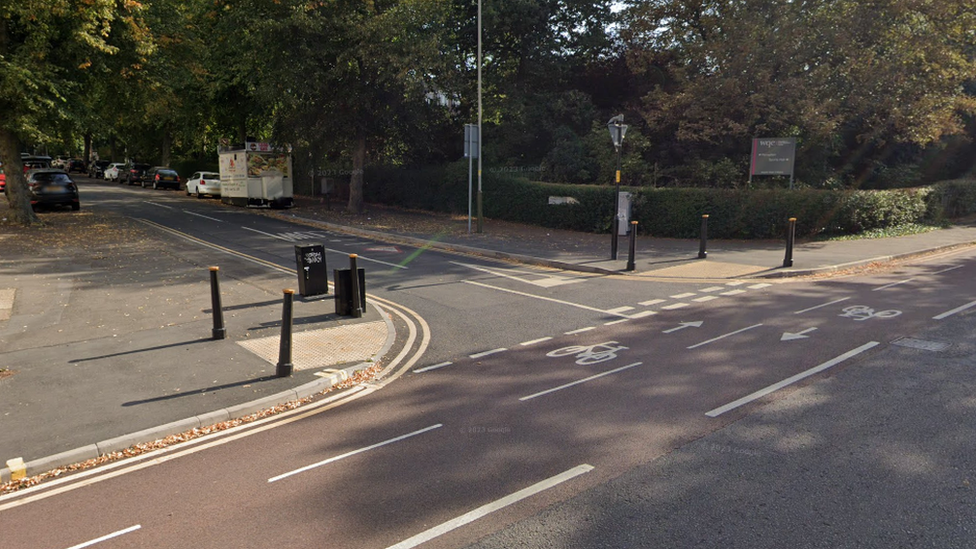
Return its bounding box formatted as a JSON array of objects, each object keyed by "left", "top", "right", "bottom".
[
  {"left": 662, "top": 303, "right": 689, "bottom": 310},
  {"left": 639, "top": 298, "right": 666, "bottom": 306},
  {"left": 670, "top": 293, "right": 696, "bottom": 299},
  {"left": 699, "top": 286, "right": 724, "bottom": 293},
  {"left": 464, "top": 280, "right": 630, "bottom": 318},
  {"left": 693, "top": 296, "right": 719, "bottom": 303}
]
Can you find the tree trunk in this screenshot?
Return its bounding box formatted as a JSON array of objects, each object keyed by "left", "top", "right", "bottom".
[
  {"left": 83, "top": 132, "right": 92, "bottom": 165},
  {"left": 347, "top": 128, "right": 366, "bottom": 213},
  {"left": 0, "top": 127, "right": 40, "bottom": 225},
  {"left": 161, "top": 130, "right": 172, "bottom": 167}
]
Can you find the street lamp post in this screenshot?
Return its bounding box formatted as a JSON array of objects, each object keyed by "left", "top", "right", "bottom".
[
  {"left": 607, "top": 115, "right": 628, "bottom": 260},
  {"left": 476, "top": 0, "right": 483, "bottom": 233}
]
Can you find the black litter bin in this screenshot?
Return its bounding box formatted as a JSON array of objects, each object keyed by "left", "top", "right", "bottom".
[
  {"left": 295, "top": 244, "right": 328, "bottom": 297},
  {"left": 334, "top": 268, "right": 366, "bottom": 316}
]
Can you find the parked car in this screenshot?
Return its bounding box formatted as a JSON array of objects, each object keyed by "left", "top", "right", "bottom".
[
  {"left": 89, "top": 160, "right": 110, "bottom": 179},
  {"left": 103, "top": 163, "right": 125, "bottom": 182},
  {"left": 21, "top": 155, "right": 52, "bottom": 173},
  {"left": 52, "top": 156, "right": 69, "bottom": 169},
  {"left": 124, "top": 162, "right": 152, "bottom": 185},
  {"left": 25, "top": 169, "right": 80, "bottom": 210},
  {"left": 67, "top": 159, "right": 87, "bottom": 174},
  {"left": 185, "top": 171, "right": 221, "bottom": 198},
  {"left": 144, "top": 166, "right": 181, "bottom": 190}
]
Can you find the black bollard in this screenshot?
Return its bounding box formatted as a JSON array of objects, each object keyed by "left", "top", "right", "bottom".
[
  {"left": 626, "top": 221, "right": 638, "bottom": 271},
  {"left": 698, "top": 215, "right": 709, "bottom": 259},
  {"left": 209, "top": 266, "right": 226, "bottom": 340},
  {"left": 611, "top": 217, "right": 620, "bottom": 260},
  {"left": 783, "top": 217, "right": 797, "bottom": 268},
  {"left": 349, "top": 254, "right": 363, "bottom": 318},
  {"left": 276, "top": 289, "right": 295, "bottom": 378}
]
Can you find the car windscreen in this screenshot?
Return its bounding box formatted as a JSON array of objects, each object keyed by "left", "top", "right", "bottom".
[
  {"left": 157, "top": 170, "right": 178, "bottom": 177},
  {"left": 203, "top": 173, "right": 220, "bottom": 179},
  {"left": 32, "top": 173, "right": 72, "bottom": 184}
]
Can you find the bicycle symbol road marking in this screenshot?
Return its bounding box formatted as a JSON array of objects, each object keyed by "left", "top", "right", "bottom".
[
  {"left": 546, "top": 341, "right": 629, "bottom": 365},
  {"left": 839, "top": 305, "right": 902, "bottom": 321}
]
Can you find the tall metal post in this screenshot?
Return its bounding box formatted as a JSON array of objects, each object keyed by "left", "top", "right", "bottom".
[
  {"left": 612, "top": 146, "right": 621, "bottom": 260},
  {"left": 209, "top": 266, "right": 226, "bottom": 340},
  {"left": 476, "top": 0, "right": 483, "bottom": 233}
]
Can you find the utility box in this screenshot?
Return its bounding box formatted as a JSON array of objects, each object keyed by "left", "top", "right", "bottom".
[
  {"left": 617, "top": 191, "right": 633, "bottom": 235},
  {"left": 333, "top": 268, "right": 366, "bottom": 316},
  {"left": 295, "top": 244, "right": 328, "bottom": 297}
]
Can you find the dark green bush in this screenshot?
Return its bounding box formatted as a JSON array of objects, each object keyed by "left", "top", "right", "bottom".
[{"left": 363, "top": 165, "right": 973, "bottom": 239}]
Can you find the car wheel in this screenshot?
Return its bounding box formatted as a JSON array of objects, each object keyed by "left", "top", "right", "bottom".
[
  {"left": 71, "top": 203, "right": 80, "bottom": 211},
  {"left": 197, "top": 190, "right": 205, "bottom": 199}
]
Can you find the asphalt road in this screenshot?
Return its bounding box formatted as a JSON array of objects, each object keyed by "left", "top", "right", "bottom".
[{"left": 3, "top": 180, "right": 976, "bottom": 548}]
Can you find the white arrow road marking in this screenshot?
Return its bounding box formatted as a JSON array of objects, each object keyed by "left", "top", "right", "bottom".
[
  {"left": 451, "top": 261, "right": 585, "bottom": 288},
  {"left": 663, "top": 321, "right": 703, "bottom": 334},
  {"left": 781, "top": 327, "right": 818, "bottom": 341}
]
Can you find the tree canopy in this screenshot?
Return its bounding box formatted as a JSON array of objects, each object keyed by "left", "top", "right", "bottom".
[{"left": 4, "top": 0, "right": 976, "bottom": 224}]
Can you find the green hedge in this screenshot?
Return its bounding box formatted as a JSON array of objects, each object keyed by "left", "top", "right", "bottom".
[{"left": 363, "top": 164, "right": 972, "bottom": 239}]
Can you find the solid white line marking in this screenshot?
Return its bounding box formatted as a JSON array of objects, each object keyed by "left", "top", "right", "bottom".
[
  {"left": 269, "top": 424, "right": 443, "bottom": 483},
  {"left": 706, "top": 342, "right": 880, "bottom": 417},
  {"left": 933, "top": 300, "right": 976, "bottom": 320},
  {"left": 414, "top": 362, "right": 453, "bottom": 373},
  {"left": 145, "top": 201, "right": 174, "bottom": 210},
  {"left": 933, "top": 265, "right": 964, "bottom": 275},
  {"left": 385, "top": 465, "right": 594, "bottom": 549},
  {"left": 630, "top": 311, "right": 657, "bottom": 319},
  {"left": 687, "top": 324, "right": 763, "bottom": 349},
  {"left": 794, "top": 297, "right": 851, "bottom": 315},
  {"left": 663, "top": 321, "right": 703, "bottom": 334},
  {"left": 450, "top": 261, "right": 583, "bottom": 288},
  {"left": 464, "top": 280, "right": 628, "bottom": 317},
  {"left": 670, "top": 293, "right": 696, "bottom": 299},
  {"left": 720, "top": 289, "right": 746, "bottom": 296},
  {"left": 872, "top": 278, "right": 915, "bottom": 291},
  {"left": 693, "top": 296, "right": 719, "bottom": 303},
  {"left": 565, "top": 327, "right": 595, "bottom": 335},
  {"left": 67, "top": 525, "right": 141, "bottom": 549},
  {"left": 521, "top": 337, "right": 553, "bottom": 346},
  {"left": 520, "top": 363, "right": 642, "bottom": 401},
  {"left": 183, "top": 210, "right": 223, "bottom": 222},
  {"left": 604, "top": 318, "right": 630, "bottom": 326},
  {"left": 699, "top": 286, "right": 724, "bottom": 293},
  {"left": 639, "top": 298, "right": 666, "bottom": 306},
  {"left": 607, "top": 306, "right": 635, "bottom": 314},
  {"left": 662, "top": 303, "right": 689, "bottom": 310},
  {"left": 470, "top": 348, "right": 507, "bottom": 359}
]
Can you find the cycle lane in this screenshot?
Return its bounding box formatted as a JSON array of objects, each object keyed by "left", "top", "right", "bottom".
[{"left": 4, "top": 250, "right": 975, "bottom": 549}]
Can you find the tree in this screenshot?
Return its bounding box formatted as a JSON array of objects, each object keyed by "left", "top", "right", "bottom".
[
  {"left": 622, "top": 0, "right": 976, "bottom": 187},
  {"left": 1, "top": 0, "right": 151, "bottom": 224}
]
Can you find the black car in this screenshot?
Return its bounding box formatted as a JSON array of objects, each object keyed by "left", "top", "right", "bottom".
[
  {"left": 26, "top": 169, "right": 80, "bottom": 210},
  {"left": 124, "top": 162, "right": 152, "bottom": 185},
  {"left": 89, "top": 160, "right": 110, "bottom": 179},
  {"left": 67, "top": 159, "right": 87, "bottom": 173},
  {"left": 144, "top": 166, "right": 181, "bottom": 190}
]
